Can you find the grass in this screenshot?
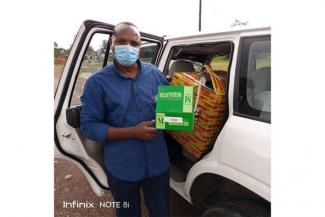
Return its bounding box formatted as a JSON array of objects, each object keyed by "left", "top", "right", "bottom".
[
  {"left": 79, "top": 61, "right": 115, "bottom": 74},
  {"left": 256, "top": 54, "right": 271, "bottom": 69},
  {"left": 79, "top": 62, "right": 102, "bottom": 74},
  {"left": 210, "top": 56, "right": 229, "bottom": 71},
  {"left": 210, "top": 59, "right": 229, "bottom": 71},
  {"left": 210, "top": 54, "right": 271, "bottom": 72}
]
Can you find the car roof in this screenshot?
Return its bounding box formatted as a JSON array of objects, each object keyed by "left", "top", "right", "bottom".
[{"left": 164, "top": 26, "right": 271, "bottom": 40}]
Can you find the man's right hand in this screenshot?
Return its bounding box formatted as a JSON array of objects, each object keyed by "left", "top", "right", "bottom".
[{"left": 132, "top": 120, "right": 157, "bottom": 140}]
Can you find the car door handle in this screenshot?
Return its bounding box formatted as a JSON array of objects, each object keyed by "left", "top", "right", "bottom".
[{"left": 62, "top": 133, "right": 71, "bottom": 139}]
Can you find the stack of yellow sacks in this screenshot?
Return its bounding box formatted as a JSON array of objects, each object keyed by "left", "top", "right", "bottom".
[{"left": 168, "top": 65, "right": 227, "bottom": 159}]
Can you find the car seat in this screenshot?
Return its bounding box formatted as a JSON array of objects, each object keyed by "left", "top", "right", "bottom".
[
  {"left": 169, "top": 59, "right": 195, "bottom": 77},
  {"left": 249, "top": 67, "right": 271, "bottom": 112}
]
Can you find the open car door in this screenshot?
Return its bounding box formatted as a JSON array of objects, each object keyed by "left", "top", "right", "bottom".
[{"left": 54, "top": 20, "right": 164, "bottom": 196}]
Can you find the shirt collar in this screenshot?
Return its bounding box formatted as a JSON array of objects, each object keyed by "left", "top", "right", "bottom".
[{"left": 112, "top": 59, "right": 142, "bottom": 79}]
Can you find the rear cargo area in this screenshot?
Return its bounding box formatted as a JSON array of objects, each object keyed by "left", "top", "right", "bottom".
[{"left": 162, "top": 41, "right": 233, "bottom": 181}]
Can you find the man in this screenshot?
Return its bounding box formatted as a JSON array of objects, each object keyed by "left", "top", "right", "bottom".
[{"left": 80, "top": 22, "right": 170, "bottom": 217}]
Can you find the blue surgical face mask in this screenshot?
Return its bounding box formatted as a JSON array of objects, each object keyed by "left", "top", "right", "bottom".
[{"left": 114, "top": 45, "right": 139, "bottom": 67}]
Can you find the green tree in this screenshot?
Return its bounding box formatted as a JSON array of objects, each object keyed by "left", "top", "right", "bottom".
[
  {"left": 100, "top": 39, "right": 108, "bottom": 54},
  {"left": 54, "top": 42, "right": 59, "bottom": 57},
  {"left": 86, "top": 45, "right": 94, "bottom": 53}
]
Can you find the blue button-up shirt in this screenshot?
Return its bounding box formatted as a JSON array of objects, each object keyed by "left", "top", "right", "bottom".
[{"left": 80, "top": 60, "right": 169, "bottom": 181}]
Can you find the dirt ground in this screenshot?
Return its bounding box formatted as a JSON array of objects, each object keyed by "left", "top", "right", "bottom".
[
  {"left": 54, "top": 64, "right": 205, "bottom": 217},
  {"left": 54, "top": 158, "right": 205, "bottom": 217}
]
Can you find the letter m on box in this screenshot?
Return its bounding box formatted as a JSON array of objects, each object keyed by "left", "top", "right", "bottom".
[{"left": 156, "top": 113, "right": 165, "bottom": 129}]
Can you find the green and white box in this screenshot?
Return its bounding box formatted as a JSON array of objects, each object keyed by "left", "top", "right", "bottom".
[{"left": 155, "top": 86, "right": 194, "bottom": 131}]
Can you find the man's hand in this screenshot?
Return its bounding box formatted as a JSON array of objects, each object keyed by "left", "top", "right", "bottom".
[{"left": 132, "top": 120, "right": 157, "bottom": 140}]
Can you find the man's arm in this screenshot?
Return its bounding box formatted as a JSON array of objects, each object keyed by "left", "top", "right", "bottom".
[
  {"left": 155, "top": 67, "right": 169, "bottom": 86},
  {"left": 107, "top": 120, "right": 157, "bottom": 141},
  {"left": 80, "top": 76, "right": 157, "bottom": 142},
  {"left": 80, "top": 76, "right": 110, "bottom": 143}
]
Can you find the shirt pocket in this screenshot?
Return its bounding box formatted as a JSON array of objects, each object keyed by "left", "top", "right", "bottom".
[{"left": 141, "top": 87, "right": 156, "bottom": 120}]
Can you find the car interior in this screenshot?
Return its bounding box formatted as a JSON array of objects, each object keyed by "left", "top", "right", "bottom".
[
  {"left": 246, "top": 41, "right": 271, "bottom": 113},
  {"left": 237, "top": 39, "right": 271, "bottom": 122}
]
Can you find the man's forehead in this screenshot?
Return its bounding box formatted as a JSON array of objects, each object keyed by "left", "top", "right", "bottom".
[{"left": 114, "top": 24, "right": 140, "bottom": 37}]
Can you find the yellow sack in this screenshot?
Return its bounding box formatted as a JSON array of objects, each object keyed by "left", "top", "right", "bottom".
[{"left": 168, "top": 65, "right": 227, "bottom": 159}]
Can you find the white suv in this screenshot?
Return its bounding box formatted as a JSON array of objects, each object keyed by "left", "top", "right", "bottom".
[{"left": 55, "top": 20, "right": 271, "bottom": 217}]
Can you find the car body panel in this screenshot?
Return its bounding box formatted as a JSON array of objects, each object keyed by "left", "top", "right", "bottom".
[{"left": 160, "top": 28, "right": 271, "bottom": 203}]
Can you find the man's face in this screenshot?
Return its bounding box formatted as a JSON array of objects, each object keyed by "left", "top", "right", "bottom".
[{"left": 111, "top": 24, "right": 141, "bottom": 54}]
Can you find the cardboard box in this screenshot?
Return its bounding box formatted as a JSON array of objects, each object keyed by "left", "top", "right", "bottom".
[
  {"left": 155, "top": 86, "right": 194, "bottom": 131},
  {"left": 167, "top": 65, "right": 227, "bottom": 159}
]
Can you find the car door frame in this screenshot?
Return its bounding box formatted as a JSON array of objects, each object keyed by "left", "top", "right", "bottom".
[{"left": 189, "top": 30, "right": 271, "bottom": 202}]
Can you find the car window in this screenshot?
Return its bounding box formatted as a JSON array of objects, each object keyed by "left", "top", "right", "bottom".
[
  {"left": 255, "top": 51, "right": 271, "bottom": 70},
  {"left": 139, "top": 42, "right": 159, "bottom": 63},
  {"left": 235, "top": 36, "right": 271, "bottom": 122},
  {"left": 54, "top": 43, "right": 68, "bottom": 93},
  {"left": 70, "top": 33, "right": 161, "bottom": 106},
  {"left": 163, "top": 42, "right": 232, "bottom": 81},
  {"left": 168, "top": 59, "right": 203, "bottom": 72},
  {"left": 70, "top": 33, "right": 109, "bottom": 106}
]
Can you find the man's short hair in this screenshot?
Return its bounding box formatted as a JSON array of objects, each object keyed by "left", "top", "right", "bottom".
[{"left": 112, "top": 21, "right": 139, "bottom": 37}]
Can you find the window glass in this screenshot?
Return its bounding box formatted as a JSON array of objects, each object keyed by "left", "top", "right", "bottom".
[
  {"left": 167, "top": 59, "right": 203, "bottom": 72},
  {"left": 210, "top": 54, "right": 230, "bottom": 83},
  {"left": 255, "top": 52, "right": 271, "bottom": 70},
  {"left": 236, "top": 36, "right": 271, "bottom": 122},
  {"left": 139, "top": 42, "right": 159, "bottom": 63},
  {"left": 71, "top": 33, "right": 109, "bottom": 106},
  {"left": 163, "top": 42, "right": 232, "bottom": 80},
  {"left": 54, "top": 42, "right": 69, "bottom": 93},
  {"left": 210, "top": 55, "right": 230, "bottom": 71}
]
